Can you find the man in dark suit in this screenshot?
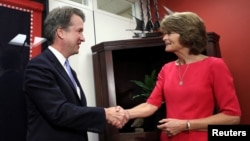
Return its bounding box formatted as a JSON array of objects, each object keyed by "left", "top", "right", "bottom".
[{"left": 23, "top": 6, "right": 128, "bottom": 141}]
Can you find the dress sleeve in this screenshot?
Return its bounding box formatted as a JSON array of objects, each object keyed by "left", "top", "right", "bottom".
[
  {"left": 146, "top": 64, "right": 167, "bottom": 107},
  {"left": 210, "top": 58, "right": 241, "bottom": 116}
]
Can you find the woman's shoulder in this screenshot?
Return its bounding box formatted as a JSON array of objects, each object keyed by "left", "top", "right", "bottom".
[
  {"left": 158, "top": 61, "right": 177, "bottom": 75},
  {"left": 206, "top": 56, "right": 223, "bottom": 61},
  {"left": 162, "top": 60, "right": 177, "bottom": 68},
  {"left": 205, "top": 57, "right": 230, "bottom": 72},
  {"left": 204, "top": 56, "right": 226, "bottom": 66}
]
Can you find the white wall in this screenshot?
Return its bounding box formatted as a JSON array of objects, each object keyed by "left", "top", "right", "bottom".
[
  {"left": 94, "top": 9, "right": 136, "bottom": 43},
  {"left": 48, "top": 0, "right": 136, "bottom": 141}
]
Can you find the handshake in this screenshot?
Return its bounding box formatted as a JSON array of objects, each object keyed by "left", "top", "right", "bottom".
[{"left": 104, "top": 106, "right": 130, "bottom": 129}]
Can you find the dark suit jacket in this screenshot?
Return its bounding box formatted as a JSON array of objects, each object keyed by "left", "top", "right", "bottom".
[{"left": 23, "top": 49, "right": 106, "bottom": 141}]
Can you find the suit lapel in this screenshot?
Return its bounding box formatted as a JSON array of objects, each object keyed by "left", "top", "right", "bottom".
[
  {"left": 44, "top": 49, "right": 84, "bottom": 103},
  {"left": 71, "top": 70, "right": 87, "bottom": 105}
]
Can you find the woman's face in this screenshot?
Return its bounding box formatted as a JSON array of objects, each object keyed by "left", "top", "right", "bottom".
[{"left": 162, "top": 32, "right": 182, "bottom": 53}]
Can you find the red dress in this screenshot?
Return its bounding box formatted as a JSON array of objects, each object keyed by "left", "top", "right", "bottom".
[{"left": 147, "top": 57, "right": 241, "bottom": 141}]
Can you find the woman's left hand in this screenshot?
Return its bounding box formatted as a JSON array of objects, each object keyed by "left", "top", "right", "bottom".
[{"left": 157, "top": 118, "right": 187, "bottom": 137}]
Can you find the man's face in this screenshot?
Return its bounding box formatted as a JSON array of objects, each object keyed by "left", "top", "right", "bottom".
[{"left": 63, "top": 14, "right": 85, "bottom": 56}]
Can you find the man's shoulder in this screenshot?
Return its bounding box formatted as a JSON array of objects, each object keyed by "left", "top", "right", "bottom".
[{"left": 30, "top": 49, "right": 53, "bottom": 62}]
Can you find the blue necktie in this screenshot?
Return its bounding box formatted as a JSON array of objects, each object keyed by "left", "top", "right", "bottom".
[{"left": 65, "top": 59, "right": 77, "bottom": 89}]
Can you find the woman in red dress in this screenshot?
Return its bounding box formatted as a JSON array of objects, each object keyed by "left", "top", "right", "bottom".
[{"left": 126, "top": 12, "right": 241, "bottom": 141}]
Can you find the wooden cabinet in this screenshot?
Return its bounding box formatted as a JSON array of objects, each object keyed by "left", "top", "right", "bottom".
[{"left": 91, "top": 32, "right": 220, "bottom": 141}]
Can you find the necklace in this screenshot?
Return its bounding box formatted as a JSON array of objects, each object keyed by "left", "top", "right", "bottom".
[{"left": 178, "top": 63, "right": 190, "bottom": 86}]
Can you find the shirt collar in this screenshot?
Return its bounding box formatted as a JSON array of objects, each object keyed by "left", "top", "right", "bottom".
[{"left": 48, "top": 46, "right": 66, "bottom": 67}]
